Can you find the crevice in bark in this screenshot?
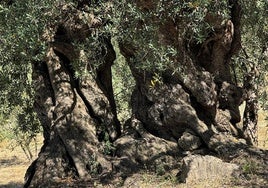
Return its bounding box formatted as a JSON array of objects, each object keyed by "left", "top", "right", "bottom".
[
  {"left": 32, "top": 61, "right": 56, "bottom": 142},
  {"left": 94, "top": 37, "right": 121, "bottom": 140},
  {"left": 55, "top": 128, "right": 80, "bottom": 177},
  {"left": 53, "top": 49, "right": 115, "bottom": 142},
  {"left": 96, "top": 36, "right": 121, "bottom": 141},
  {"left": 34, "top": 61, "right": 56, "bottom": 106},
  {"left": 53, "top": 50, "right": 101, "bottom": 122},
  {"left": 55, "top": 25, "right": 71, "bottom": 43},
  {"left": 96, "top": 37, "right": 118, "bottom": 114},
  {"left": 189, "top": 95, "right": 216, "bottom": 127},
  {"left": 162, "top": 70, "right": 216, "bottom": 128},
  {"left": 53, "top": 30, "right": 120, "bottom": 141},
  {"left": 76, "top": 86, "right": 103, "bottom": 123}
]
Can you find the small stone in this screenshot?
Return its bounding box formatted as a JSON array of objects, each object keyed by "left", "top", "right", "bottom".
[{"left": 178, "top": 130, "right": 202, "bottom": 151}]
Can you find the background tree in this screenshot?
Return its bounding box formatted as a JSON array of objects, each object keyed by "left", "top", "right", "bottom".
[
  {"left": 238, "top": 0, "right": 268, "bottom": 145},
  {"left": 0, "top": 0, "right": 47, "bottom": 158}
]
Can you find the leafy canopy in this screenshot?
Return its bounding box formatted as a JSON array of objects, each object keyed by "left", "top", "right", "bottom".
[{"left": 0, "top": 0, "right": 267, "bottom": 144}]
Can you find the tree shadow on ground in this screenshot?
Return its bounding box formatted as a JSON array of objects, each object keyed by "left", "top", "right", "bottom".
[
  {"left": 0, "top": 156, "right": 24, "bottom": 167},
  {"left": 0, "top": 182, "right": 23, "bottom": 188}
]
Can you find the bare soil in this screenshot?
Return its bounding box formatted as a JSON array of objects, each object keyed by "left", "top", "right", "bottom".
[
  {"left": 0, "top": 136, "right": 43, "bottom": 188},
  {"left": 257, "top": 110, "right": 268, "bottom": 149}
]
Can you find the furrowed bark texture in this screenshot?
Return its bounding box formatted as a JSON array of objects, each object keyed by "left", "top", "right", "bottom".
[
  {"left": 25, "top": 4, "right": 120, "bottom": 187},
  {"left": 119, "top": 0, "right": 251, "bottom": 156},
  {"left": 23, "top": 0, "right": 263, "bottom": 186}
]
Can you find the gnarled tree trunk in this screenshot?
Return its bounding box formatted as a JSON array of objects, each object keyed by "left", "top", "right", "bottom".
[
  {"left": 24, "top": 0, "right": 264, "bottom": 187},
  {"left": 25, "top": 4, "right": 120, "bottom": 187},
  {"left": 119, "top": 0, "right": 249, "bottom": 156}
]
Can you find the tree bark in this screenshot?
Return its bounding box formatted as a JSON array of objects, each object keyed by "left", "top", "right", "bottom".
[
  {"left": 243, "top": 69, "right": 258, "bottom": 145},
  {"left": 119, "top": 0, "right": 247, "bottom": 156},
  {"left": 24, "top": 4, "right": 120, "bottom": 187},
  {"left": 23, "top": 0, "right": 264, "bottom": 186}
]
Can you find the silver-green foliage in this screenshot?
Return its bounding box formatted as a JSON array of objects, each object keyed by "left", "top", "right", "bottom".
[
  {"left": 0, "top": 0, "right": 267, "bottom": 146},
  {"left": 112, "top": 0, "right": 230, "bottom": 73},
  {"left": 0, "top": 0, "right": 56, "bottom": 147},
  {"left": 234, "top": 1, "right": 268, "bottom": 109},
  {"left": 0, "top": 1, "right": 57, "bottom": 110}
]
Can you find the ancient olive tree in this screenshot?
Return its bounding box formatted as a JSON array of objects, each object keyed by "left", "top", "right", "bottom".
[
  {"left": 0, "top": 0, "right": 267, "bottom": 187},
  {"left": 119, "top": 0, "right": 251, "bottom": 152},
  {"left": 24, "top": 3, "right": 122, "bottom": 187},
  {"left": 1, "top": 1, "right": 120, "bottom": 186}
]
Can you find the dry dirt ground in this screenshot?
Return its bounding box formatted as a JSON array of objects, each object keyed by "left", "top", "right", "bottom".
[
  {"left": 257, "top": 111, "right": 268, "bottom": 149},
  {"left": 0, "top": 122, "right": 267, "bottom": 188},
  {"left": 0, "top": 136, "right": 43, "bottom": 188}
]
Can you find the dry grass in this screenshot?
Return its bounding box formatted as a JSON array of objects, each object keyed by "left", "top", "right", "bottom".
[
  {"left": 257, "top": 110, "right": 268, "bottom": 149},
  {"left": 0, "top": 115, "right": 267, "bottom": 188},
  {"left": 0, "top": 135, "right": 43, "bottom": 187},
  {"left": 119, "top": 172, "right": 244, "bottom": 188}
]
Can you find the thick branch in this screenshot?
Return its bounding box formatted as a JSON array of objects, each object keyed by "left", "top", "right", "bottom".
[{"left": 228, "top": 0, "right": 242, "bottom": 57}]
